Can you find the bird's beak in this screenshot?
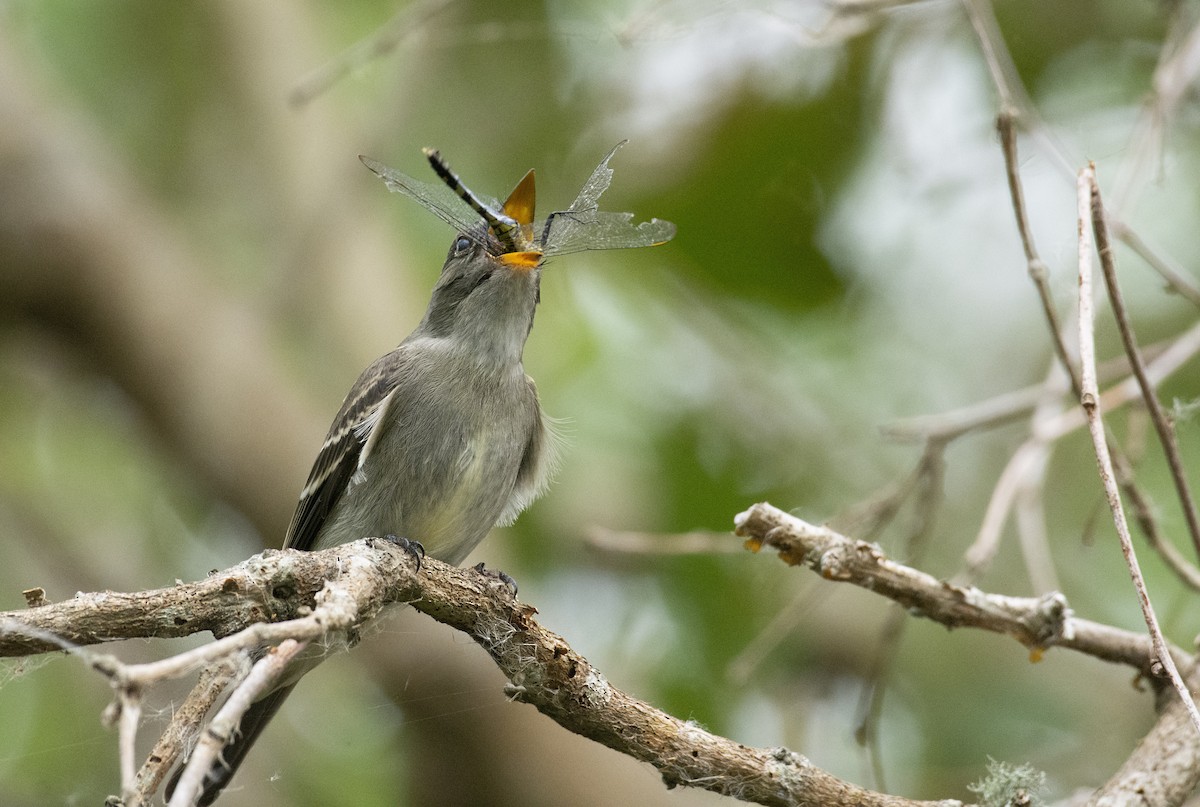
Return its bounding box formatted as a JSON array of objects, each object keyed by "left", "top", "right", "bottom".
[
  {"left": 498, "top": 250, "right": 543, "bottom": 270},
  {"left": 502, "top": 169, "right": 536, "bottom": 233},
  {"left": 496, "top": 168, "right": 540, "bottom": 271}
]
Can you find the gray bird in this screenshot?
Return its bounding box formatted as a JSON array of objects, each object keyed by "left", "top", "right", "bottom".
[{"left": 174, "top": 144, "right": 674, "bottom": 805}]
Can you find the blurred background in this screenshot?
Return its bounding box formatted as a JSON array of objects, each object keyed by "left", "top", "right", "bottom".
[{"left": 2, "top": 1, "right": 1199, "bottom": 805}]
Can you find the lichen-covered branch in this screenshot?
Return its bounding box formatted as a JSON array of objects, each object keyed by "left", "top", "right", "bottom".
[
  {"left": 1, "top": 538, "right": 969, "bottom": 807},
  {"left": 733, "top": 501, "right": 1192, "bottom": 677},
  {"left": 1090, "top": 665, "right": 1200, "bottom": 805},
  {"left": 0, "top": 547, "right": 358, "bottom": 656}
]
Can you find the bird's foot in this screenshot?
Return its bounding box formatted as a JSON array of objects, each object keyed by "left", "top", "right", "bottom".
[
  {"left": 383, "top": 534, "right": 425, "bottom": 571},
  {"left": 473, "top": 562, "right": 518, "bottom": 597}
]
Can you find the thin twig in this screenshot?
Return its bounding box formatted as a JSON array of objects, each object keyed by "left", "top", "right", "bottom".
[
  {"left": 881, "top": 347, "right": 1162, "bottom": 443},
  {"left": 1014, "top": 463, "right": 1058, "bottom": 593},
  {"left": 1110, "top": 220, "right": 1200, "bottom": 309},
  {"left": 586, "top": 528, "right": 744, "bottom": 554},
  {"left": 828, "top": 438, "right": 944, "bottom": 542},
  {"left": 966, "top": 0, "right": 1200, "bottom": 311},
  {"left": 953, "top": 320, "right": 1200, "bottom": 591},
  {"left": 117, "top": 689, "right": 141, "bottom": 800},
  {"left": 1076, "top": 164, "right": 1200, "bottom": 735},
  {"left": 1089, "top": 177, "right": 1200, "bottom": 561},
  {"left": 1038, "top": 321, "right": 1200, "bottom": 442},
  {"left": 1112, "top": 6, "right": 1200, "bottom": 212},
  {"left": 881, "top": 383, "right": 1046, "bottom": 443},
  {"left": 958, "top": 396, "right": 1055, "bottom": 585},
  {"left": 130, "top": 663, "right": 246, "bottom": 805},
  {"left": 1010, "top": 320, "right": 1200, "bottom": 591},
  {"left": 855, "top": 606, "right": 904, "bottom": 793},
  {"left": 961, "top": 0, "right": 1074, "bottom": 180},
  {"left": 996, "top": 110, "right": 1081, "bottom": 396},
  {"left": 167, "top": 640, "right": 306, "bottom": 807},
  {"left": 289, "top": 0, "right": 458, "bottom": 108},
  {"left": 1110, "top": 445, "right": 1200, "bottom": 589},
  {"left": 1105, "top": 407, "right": 1200, "bottom": 591},
  {"left": 852, "top": 438, "right": 945, "bottom": 791}
]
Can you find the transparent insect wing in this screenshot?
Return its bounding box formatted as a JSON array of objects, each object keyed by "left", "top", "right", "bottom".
[
  {"left": 541, "top": 211, "right": 677, "bottom": 256},
  {"left": 536, "top": 140, "right": 677, "bottom": 256},
  {"left": 358, "top": 156, "right": 498, "bottom": 251},
  {"left": 565, "top": 140, "right": 623, "bottom": 215},
  {"left": 360, "top": 144, "right": 676, "bottom": 258}
]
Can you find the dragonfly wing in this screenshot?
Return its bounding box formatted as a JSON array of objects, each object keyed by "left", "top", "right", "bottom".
[
  {"left": 563, "top": 140, "right": 627, "bottom": 214},
  {"left": 542, "top": 210, "right": 677, "bottom": 255},
  {"left": 361, "top": 147, "right": 675, "bottom": 258},
  {"left": 359, "top": 155, "right": 495, "bottom": 247},
  {"left": 539, "top": 141, "right": 676, "bottom": 255}
]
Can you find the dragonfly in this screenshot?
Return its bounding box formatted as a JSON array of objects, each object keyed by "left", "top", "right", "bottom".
[{"left": 358, "top": 140, "right": 676, "bottom": 263}]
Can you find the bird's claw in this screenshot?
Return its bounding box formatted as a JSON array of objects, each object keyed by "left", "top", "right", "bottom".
[
  {"left": 384, "top": 534, "right": 425, "bottom": 571},
  {"left": 473, "top": 562, "right": 518, "bottom": 596}
]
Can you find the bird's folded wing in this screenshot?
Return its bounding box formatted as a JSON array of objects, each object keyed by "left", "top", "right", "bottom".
[{"left": 285, "top": 358, "right": 400, "bottom": 551}]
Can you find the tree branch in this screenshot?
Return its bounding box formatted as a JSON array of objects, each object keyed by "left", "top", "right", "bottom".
[
  {"left": 1090, "top": 664, "right": 1200, "bottom": 805},
  {"left": 2, "top": 538, "right": 970, "bottom": 807},
  {"left": 733, "top": 501, "right": 1191, "bottom": 676}
]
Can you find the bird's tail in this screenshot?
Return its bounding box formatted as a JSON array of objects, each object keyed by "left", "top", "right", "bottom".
[{"left": 166, "top": 682, "right": 298, "bottom": 806}]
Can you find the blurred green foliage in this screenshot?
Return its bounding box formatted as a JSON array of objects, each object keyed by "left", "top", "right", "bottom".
[{"left": 1, "top": 1, "right": 1198, "bottom": 805}]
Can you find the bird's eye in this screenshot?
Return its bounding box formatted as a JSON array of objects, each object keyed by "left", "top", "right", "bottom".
[{"left": 453, "top": 236, "right": 473, "bottom": 255}]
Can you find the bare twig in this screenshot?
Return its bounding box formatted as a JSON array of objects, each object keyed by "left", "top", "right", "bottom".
[
  {"left": 289, "top": 0, "right": 457, "bottom": 108},
  {"left": 726, "top": 583, "right": 821, "bottom": 686},
  {"left": 966, "top": 0, "right": 1200, "bottom": 312},
  {"left": 881, "top": 381, "right": 1049, "bottom": 443},
  {"left": 586, "top": 527, "right": 743, "bottom": 554},
  {"left": 960, "top": 0, "right": 1027, "bottom": 115},
  {"left": 855, "top": 606, "right": 905, "bottom": 793},
  {"left": 849, "top": 438, "right": 945, "bottom": 791},
  {"left": 1013, "top": 455, "right": 1057, "bottom": 593},
  {"left": 167, "top": 640, "right": 306, "bottom": 807},
  {"left": 1112, "top": 6, "right": 1200, "bottom": 213},
  {"left": 881, "top": 347, "right": 1168, "bottom": 443},
  {"left": 734, "top": 502, "right": 1191, "bottom": 675},
  {"left": 131, "top": 664, "right": 245, "bottom": 805},
  {"left": 944, "top": 323, "right": 1200, "bottom": 590},
  {"left": 1110, "top": 220, "right": 1200, "bottom": 309},
  {"left": 1110, "top": 446, "right": 1200, "bottom": 590},
  {"left": 1076, "top": 164, "right": 1200, "bottom": 735},
  {"left": 881, "top": 332, "right": 1200, "bottom": 588},
  {"left": 961, "top": 0, "right": 1074, "bottom": 180},
  {"left": 1089, "top": 176, "right": 1200, "bottom": 561},
  {"left": 1039, "top": 321, "right": 1200, "bottom": 443},
  {"left": 828, "top": 438, "right": 945, "bottom": 543},
  {"left": 116, "top": 688, "right": 141, "bottom": 799},
  {"left": 958, "top": 363, "right": 1063, "bottom": 587},
  {"left": 996, "top": 110, "right": 1081, "bottom": 395}
]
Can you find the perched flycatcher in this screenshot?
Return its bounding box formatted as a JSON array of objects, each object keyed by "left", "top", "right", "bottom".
[{"left": 175, "top": 144, "right": 674, "bottom": 804}]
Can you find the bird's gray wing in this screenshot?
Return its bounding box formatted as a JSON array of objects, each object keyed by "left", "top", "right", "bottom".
[{"left": 284, "top": 353, "right": 401, "bottom": 551}]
